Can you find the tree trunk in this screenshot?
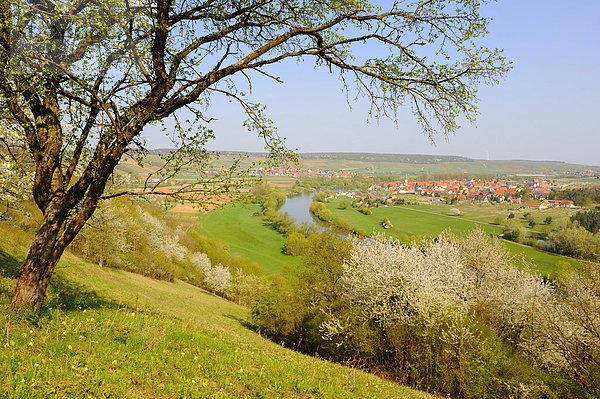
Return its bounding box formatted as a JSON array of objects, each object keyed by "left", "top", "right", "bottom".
[
  {"left": 10, "top": 252, "right": 61, "bottom": 310},
  {"left": 10, "top": 199, "right": 67, "bottom": 310}
]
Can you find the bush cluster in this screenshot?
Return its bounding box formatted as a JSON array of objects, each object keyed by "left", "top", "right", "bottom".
[
  {"left": 309, "top": 201, "right": 333, "bottom": 223},
  {"left": 252, "top": 228, "right": 600, "bottom": 398},
  {"left": 358, "top": 206, "right": 372, "bottom": 215},
  {"left": 70, "top": 198, "right": 267, "bottom": 305},
  {"left": 381, "top": 217, "right": 392, "bottom": 229},
  {"left": 547, "top": 226, "right": 600, "bottom": 261}
]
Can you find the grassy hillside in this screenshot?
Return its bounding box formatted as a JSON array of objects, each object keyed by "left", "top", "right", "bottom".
[
  {"left": 300, "top": 154, "right": 598, "bottom": 175},
  {"left": 213, "top": 152, "right": 599, "bottom": 175},
  {"left": 325, "top": 198, "right": 579, "bottom": 276},
  {"left": 0, "top": 224, "right": 429, "bottom": 398},
  {"left": 196, "top": 203, "right": 302, "bottom": 274}
]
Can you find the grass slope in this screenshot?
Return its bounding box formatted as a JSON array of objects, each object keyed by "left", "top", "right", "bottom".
[
  {"left": 196, "top": 203, "right": 302, "bottom": 274},
  {"left": 0, "top": 224, "right": 429, "bottom": 398},
  {"left": 326, "top": 198, "right": 579, "bottom": 276}
]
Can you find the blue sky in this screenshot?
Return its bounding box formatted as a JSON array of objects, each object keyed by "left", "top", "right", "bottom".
[{"left": 146, "top": 0, "right": 600, "bottom": 166}]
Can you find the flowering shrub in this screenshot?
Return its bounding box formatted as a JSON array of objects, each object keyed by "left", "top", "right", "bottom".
[
  {"left": 253, "top": 227, "right": 600, "bottom": 397},
  {"left": 203, "top": 265, "right": 232, "bottom": 295},
  {"left": 70, "top": 199, "right": 255, "bottom": 299}
]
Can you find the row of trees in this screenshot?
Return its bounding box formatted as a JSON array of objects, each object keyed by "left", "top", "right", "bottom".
[
  {"left": 252, "top": 228, "right": 600, "bottom": 398},
  {"left": 571, "top": 211, "right": 600, "bottom": 234},
  {"left": 549, "top": 188, "right": 600, "bottom": 207}
]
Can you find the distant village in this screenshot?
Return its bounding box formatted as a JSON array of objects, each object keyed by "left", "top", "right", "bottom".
[
  {"left": 368, "top": 178, "right": 582, "bottom": 209},
  {"left": 251, "top": 166, "right": 357, "bottom": 178},
  {"left": 122, "top": 163, "right": 598, "bottom": 211}
]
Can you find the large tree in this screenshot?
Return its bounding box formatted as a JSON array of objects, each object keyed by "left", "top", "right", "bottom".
[{"left": 0, "top": 0, "right": 509, "bottom": 309}]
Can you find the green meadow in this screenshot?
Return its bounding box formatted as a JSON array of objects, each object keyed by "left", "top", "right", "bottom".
[
  {"left": 196, "top": 203, "right": 302, "bottom": 274},
  {"left": 325, "top": 198, "right": 579, "bottom": 276},
  {"left": 194, "top": 198, "right": 580, "bottom": 277},
  {"left": 0, "top": 223, "right": 429, "bottom": 399}
]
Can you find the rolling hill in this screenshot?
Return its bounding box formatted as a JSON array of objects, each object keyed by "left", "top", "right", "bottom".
[
  {"left": 0, "top": 221, "right": 430, "bottom": 398},
  {"left": 116, "top": 151, "right": 600, "bottom": 182}
]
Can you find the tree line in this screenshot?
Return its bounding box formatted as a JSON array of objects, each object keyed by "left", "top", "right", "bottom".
[{"left": 549, "top": 188, "right": 600, "bottom": 207}]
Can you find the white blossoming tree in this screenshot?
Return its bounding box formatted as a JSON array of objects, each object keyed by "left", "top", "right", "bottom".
[{"left": 0, "top": 121, "right": 33, "bottom": 218}]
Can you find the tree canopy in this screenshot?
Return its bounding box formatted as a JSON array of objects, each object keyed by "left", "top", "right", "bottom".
[{"left": 0, "top": 0, "right": 509, "bottom": 309}]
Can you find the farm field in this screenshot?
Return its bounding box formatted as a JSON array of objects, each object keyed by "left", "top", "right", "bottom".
[
  {"left": 0, "top": 224, "right": 427, "bottom": 398},
  {"left": 325, "top": 197, "right": 580, "bottom": 276},
  {"left": 196, "top": 203, "right": 302, "bottom": 274},
  {"left": 263, "top": 175, "right": 297, "bottom": 188}
]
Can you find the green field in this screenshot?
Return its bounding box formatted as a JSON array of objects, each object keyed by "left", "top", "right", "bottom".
[
  {"left": 325, "top": 198, "right": 579, "bottom": 276},
  {"left": 195, "top": 198, "right": 580, "bottom": 277},
  {"left": 196, "top": 203, "right": 302, "bottom": 274},
  {"left": 375, "top": 200, "right": 579, "bottom": 232},
  {"left": 0, "top": 222, "right": 429, "bottom": 398}
]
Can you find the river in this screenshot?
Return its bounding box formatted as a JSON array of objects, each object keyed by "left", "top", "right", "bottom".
[{"left": 279, "top": 192, "right": 316, "bottom": 224}]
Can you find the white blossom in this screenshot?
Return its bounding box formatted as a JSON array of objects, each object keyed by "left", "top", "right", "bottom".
[
  {"left": 340, "top": 229, "right": 552, "bottom": 343},
  {"left": 139, "top": 210, "right": 187, "bottom": 260},
  {"left": 0, "top": 123, "right": 33, "bottom": 213},
  {"left": 204, "top": 264, "right": 231, "bottom": 295}
]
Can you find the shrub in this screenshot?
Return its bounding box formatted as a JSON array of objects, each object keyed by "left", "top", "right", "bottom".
[
  {"left": 449, "top": 208, "right": 462, "bottom": 216},
  {"left": 547, "top": 226, "right": 600, "bottom": 260},
  {"left": 312, "top": 190, "right": 332, "bottom": 202},
  {"left": 358, "top": 206, "right": 372, "bottom": 215},
  {"left": 309, "top": 201, "right": 333, "bottom": 223},
  {"left": 524, "top": 262, "right": 600, "bottom": 397},
  {"left": 204, "top": 264, "right": 232, "bottom": 295},
  {"left": 191, "top": 232, "right": 262, "bottom": 276},
  {"left": 251, "top": 231, "right": 352, "bottom": 351},
  {"left": 229, "top": 272, "right": 269, "bottom": 305},
  {"left": 502, "top": 220, "right": 525, "bottom": 242},
  {"left": 285, "top": 232, "right": 308, "bottom": 256},
  {"left": 264, "top": 210, "right": 298, "bottom": 236},
  {"left": 381, "top": 217, "right": 392, "bottom": 229},
  {"left": 251, "top": 288, "right": 306, "bottom": 343},
  {"left": 337, "top": 229, "right": 554, "bottom": 396}
]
